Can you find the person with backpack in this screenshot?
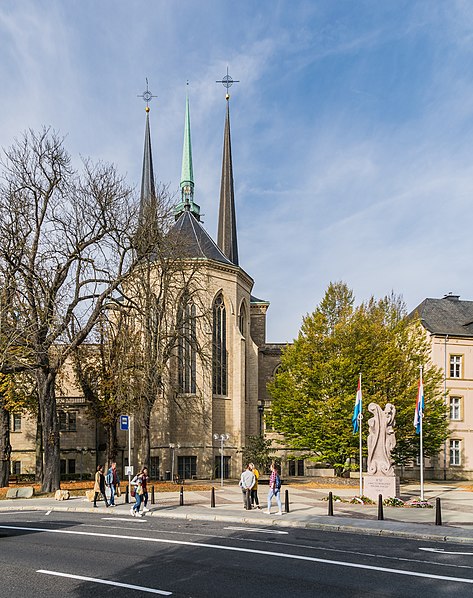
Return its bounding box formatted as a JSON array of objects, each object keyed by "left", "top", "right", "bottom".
[
  {"left": 266, "top": 462, "right": 282, "bottom": 515},
  {"left": 105, "top": 461, "right": 120, "bottom": 507}
]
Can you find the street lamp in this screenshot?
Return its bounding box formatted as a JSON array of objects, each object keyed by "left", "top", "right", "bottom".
[
  {"left": 169, "top": 443, "right": 180, "bottom": 481},
  {"left": 257, "top": 400, "right": 264, "bottom": 434},
  {"left": 213, "top": 433, "right": 229, "bottom": 487}
]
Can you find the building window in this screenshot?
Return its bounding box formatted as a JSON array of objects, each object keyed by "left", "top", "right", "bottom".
[
  {"left": 60, "top": 459, "right": 67, "bottom": 475},
  {"left": 12, "top": 413, "right": 21, "bottom": 432},
  {"left": 212, "top": 294, "right": 227, "bottom": 396},
  {"left": 178, "top": 302, "right": 196, "bottom": 394},
  {"left": 58, "top": 411, "right": 77, "bottom": 432},
  {"left": 68, "top": 459, "right": 76, "bottom": 474},
  {"left": 450, "top": 355, "right": 462, "bottom": 378},
  {"left": 239, "top": 303, "right": 246, "bottom": 335},
  {"left": 177, "top": 456, "right": 197, "bottom": 479},
  {"left": 214, "top": 456, "right": 230, "bottom": 479},
  {"left": 288, "top": 459, "right": 305, "bottom": 476},
  {"left": 449, "top": 397, "right": 461, "bottom": 420},
  {"left": 11, "top": 461, "right": 21, "bottom": 475},
  {"left": 450, "top": 440, "right": 461, "bottom": 466},
  {"left": 150, "top": 456, "right": 159, "bottom": 480}
]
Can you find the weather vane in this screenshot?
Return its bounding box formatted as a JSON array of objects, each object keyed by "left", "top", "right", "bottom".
[
  {"left": 137, "top": 78, "right": 157, "bottom": 111},
  {"left": 216, "top": 66, "right": 239, "bottom": 99}
]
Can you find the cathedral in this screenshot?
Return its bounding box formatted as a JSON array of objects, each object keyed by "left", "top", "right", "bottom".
[{"left": 9, "top": 88, "right": 284, "bottom": 482}]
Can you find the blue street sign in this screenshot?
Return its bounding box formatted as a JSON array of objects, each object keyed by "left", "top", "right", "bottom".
[{"left": 120, "top": 415, "right": 129, "bottom": 431}]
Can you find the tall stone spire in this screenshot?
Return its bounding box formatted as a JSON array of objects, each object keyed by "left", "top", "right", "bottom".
[
  {"left": 135, "top": 104, "right": 158, "bottom": 254},
  {"left": 217, "top": 98, "right": 238, "bottom": 265},
  {"left": 175, "top": 93, "right": 200, "bottom": 220}
]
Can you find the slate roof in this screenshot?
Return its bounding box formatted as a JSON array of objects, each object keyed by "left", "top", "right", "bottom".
[
  {"left": 410, "top": 295, "right": 473, "bottom": 337},
  {"left": 170, "top": 210, "right": 234, "bottom": 266}
]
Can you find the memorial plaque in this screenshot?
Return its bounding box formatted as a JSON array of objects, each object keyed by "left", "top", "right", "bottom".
[{"left": 363, "top": 475, "right": 400, "bottom": 501}]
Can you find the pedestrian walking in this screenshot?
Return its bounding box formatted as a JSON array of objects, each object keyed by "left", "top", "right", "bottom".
[
  {"left": 266, "top": 462, "right": 282, "bottom": 515},
  {"left": 105, "top": 461, "right": 120, "bottom": 507},
  {"left": 249, "top": 463, "right": 261, "bottom": 509},
  {"left": 130, "top": 467, "right": 149, "bottom": 517},
  {"left": 140, "top": 467, "right": 150, "bottom": 513},
  {"left": 93, "top": 465, "right": 109, "bottom": 508},
  {"left": 239, "top": 464, "right": 255, "bottom": 509}
]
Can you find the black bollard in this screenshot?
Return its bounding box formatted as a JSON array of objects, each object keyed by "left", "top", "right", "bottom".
[
  {"left": 435, "top": 497, "right": 442, "bottom": 526},
  {"left": 328, "top": 491, "right": 334, "bottom": 516},
  {"left": 246, "top": 489, "right": 252, "bottom": 510},
  {"left": 285, "top": 489, "right": 290, "bottom": 513},
  {"left": 125, "top": 484, "right": 129, "bottom": 504},
  {"left": 378, "top": 494, "right": 384, "bottom": 521},
  {"left": 180, "top": 486, "right": 184, "bottom": 506},
  {"left": 151, "top": 485, "right": 155, "bottom": 505},
  {"left": 211, "top": 486, "right": 216, "bottom": 508}
]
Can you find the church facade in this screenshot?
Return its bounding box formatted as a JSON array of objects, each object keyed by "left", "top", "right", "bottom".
[{"left": 9, "top": 92, "right": 283, "bottom": 481}]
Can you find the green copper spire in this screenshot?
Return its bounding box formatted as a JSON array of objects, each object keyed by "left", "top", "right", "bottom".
[
  {"left": 175, "top": 93, "right": 200, "bottom": 220},
  {"left": 180, "top": 95, "right": 194, "bottom": 190}
]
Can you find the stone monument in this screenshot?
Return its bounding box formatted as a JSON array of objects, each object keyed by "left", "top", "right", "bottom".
[{"left": 363, "top": 402, "right": 400, "bottom": 501}]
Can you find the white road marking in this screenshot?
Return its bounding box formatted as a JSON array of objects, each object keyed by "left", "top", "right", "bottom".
[
  {"left": 420, "top": 547, "right": 473, "bottom": 556},
  {"left": 45, "top": 511, "right": 51, "bottom": 516},
  {"left": 101, "top": 518, "right": 148, "bottom": 522},
  {"left": 2, "top": 524, "right": 473, "bottom": 585},
  {"left": 37, "top": 570, "right": 171, "bottom": 595},
  {"left": 225, "top": 526, "right": 288, "bottom": 535}
]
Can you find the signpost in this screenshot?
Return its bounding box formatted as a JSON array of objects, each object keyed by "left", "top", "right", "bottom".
[{"left": 120, "top": 415, "right": 132, "bottom": 494}]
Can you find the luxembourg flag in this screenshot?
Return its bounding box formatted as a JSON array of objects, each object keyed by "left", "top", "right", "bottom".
[
  {"left": 414, "top": 375, "right": 424, "bottom": 434},
  {"left": 352, "top": 375, "right": 362, "bottom": 433}
]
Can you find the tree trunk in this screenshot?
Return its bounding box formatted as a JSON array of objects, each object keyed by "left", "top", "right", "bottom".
[
  {"left": 138, "top": 402, "right": 152, "bottom": 468},
  {"left": 105, "top": 421, "right": 118, "bottom": 468},
  {"left": 35, "top": 403, "right": 43, "bottom": 483},
  {"left": 37, "top": 367, "right": 60, "bottom": 492},
  {"left": 0, "top": 401, "right": 11, "bottom": 487}
]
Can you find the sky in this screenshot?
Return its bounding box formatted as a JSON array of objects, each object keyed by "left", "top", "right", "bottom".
[{"left": 1, "top": 1, "right": 473, "bottom": 342}]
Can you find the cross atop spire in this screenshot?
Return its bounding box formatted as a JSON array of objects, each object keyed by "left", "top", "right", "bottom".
[
  {"left": 137, "top": 78, "right": 157, "bottom": 111},
  {"left": 216, "top": 67, "right": 239, "bottom": 100}
]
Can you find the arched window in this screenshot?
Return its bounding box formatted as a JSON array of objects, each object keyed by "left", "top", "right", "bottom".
[
  {"left": 239, "top": 302, "right": 247, "bottom": 335},
  {"left": 213, "top": 294, "right": 227, "bottom": 395},
  {"left": 178, "top": 302, "right": 196, "bottom": 394}
]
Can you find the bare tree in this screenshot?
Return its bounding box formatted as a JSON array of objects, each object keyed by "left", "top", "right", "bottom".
[
  {"left": 71, "top": 310, "right": 139, "bottom": 467},
  {"left": 0, "top": 128, "right": 140, "bottom": 491}
]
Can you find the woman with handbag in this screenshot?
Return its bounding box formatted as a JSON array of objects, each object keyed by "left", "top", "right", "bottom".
[
  {"left": 130, "top": 467, "right": 148, "bottom": 517},
  {"left": 93, "top": 465, "right": 109, "bottom": 508}
]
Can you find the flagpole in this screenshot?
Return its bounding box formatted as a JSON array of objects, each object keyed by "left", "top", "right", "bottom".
[
  {"left": 358, "top": 373, "right": 363, "bottom": 497},
  {"left": 419, "top": 366, "right": 424, "bottom": 501}
]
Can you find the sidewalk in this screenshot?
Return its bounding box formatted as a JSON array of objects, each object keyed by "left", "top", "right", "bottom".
[{"left": 2, "top": 482, "right": 473, "bottom": 544}]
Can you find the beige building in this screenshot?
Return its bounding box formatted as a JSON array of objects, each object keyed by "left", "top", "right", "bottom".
[{"left": 412, "top": 294, "right": 473, "bottom": 480}]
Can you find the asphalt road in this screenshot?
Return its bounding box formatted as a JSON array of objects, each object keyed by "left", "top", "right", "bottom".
[{"left": 1, "top": 509, "right": 473, "bottom": 597}]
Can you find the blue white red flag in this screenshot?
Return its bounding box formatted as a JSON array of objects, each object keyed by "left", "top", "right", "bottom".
[
  {"left": 352, "top": 375, "right": 362, "bottom": 433},
  {"left": 414, "top": 375, "right": 424, "bottom": 434}
]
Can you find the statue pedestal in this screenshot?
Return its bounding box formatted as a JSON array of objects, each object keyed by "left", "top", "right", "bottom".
[{"left": 363, "top": 475, "right": 400, "bottom": 501}]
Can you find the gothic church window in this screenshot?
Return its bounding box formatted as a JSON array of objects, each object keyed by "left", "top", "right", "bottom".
[
  {"left": 178, "top": 302, "right": 196, "bottom": 394},
  {"left": 239, "top": 303, "right": 246, "bottom": 335},
  {"left": 213, "top": 294, "right": 227, "bottom": 396}
]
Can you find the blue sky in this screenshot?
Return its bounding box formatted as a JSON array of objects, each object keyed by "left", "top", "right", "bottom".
[{"left": 1, "top": 1, "right": 473, "bottom": 342}]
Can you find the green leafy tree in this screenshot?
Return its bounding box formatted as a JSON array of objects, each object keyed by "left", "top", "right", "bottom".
[
  {"left": 241, "top": 435, "right": 275, "bottom": 473},
  {"left": 268, "top": 282, "right": 448, "bottom": 475}
]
